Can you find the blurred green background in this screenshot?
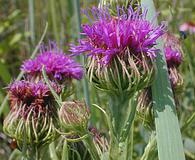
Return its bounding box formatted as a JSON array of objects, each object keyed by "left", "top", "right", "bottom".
[{"left": 0, "top": 0, "right": 195, "bottom": 159}]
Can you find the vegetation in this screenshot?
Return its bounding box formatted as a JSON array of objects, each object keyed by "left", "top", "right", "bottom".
[{"left": 0, "top": 0, "right": 195, "bottom": 159}]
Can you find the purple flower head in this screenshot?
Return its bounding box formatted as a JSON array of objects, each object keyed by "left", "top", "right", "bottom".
[
  {"left": 164, "top": 33, "right": 182, "bottom": 67},
  {"left": 8, "top": 80, "right": 61, "bottom": 117},
  {"left": 70, "top": 6, "right": 166, "bottom": 65},
  {"left": 180, "top": 21, "right": 195, "bottom": 34},
  {"left": 21, "top": 42, "right": 83, "bottom": 81}
]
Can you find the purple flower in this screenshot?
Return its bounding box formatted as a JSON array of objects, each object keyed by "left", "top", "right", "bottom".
[
  {"left": 70, "top": 6, "right": 166, "bottom": 65},
  {"left": 165, "top": 46, "right": 182, "bottom": 67},
  {"left": 8, "top": 80, "right": 61, "bottom": 117},
  {"left": 21, "top": 42, "right": 83, "bottom": 81},
  {"left": 164, "top": 33, "right": 182, "bottom": 67}
]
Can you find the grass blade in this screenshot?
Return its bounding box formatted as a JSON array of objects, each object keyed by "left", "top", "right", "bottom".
[
  {"left": 141, "top": 1, "right": 186, "bottom": 160},
  {"left": 74, "top": 0, "right": 91, "bottom": 107},
  {"left": 49, "top": 0, "right": 60, "bottom": 44},
  {"left": 28, "top": 0, "right": 35, "bottom": 45}
]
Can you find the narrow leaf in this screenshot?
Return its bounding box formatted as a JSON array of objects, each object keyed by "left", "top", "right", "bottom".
[{"left": 141, "top": 0, "right": 186, "bottom": 160}]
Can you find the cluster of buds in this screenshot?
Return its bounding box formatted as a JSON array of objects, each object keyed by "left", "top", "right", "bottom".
[
  {"left": 3, "top": 42, "right": 85, "bottom": 150},
  {"left": 137, "top": 32, "right": 184, "bottom": 128},
  {"left": 70, "top": 6, "right": 166, "bottom": 96}
]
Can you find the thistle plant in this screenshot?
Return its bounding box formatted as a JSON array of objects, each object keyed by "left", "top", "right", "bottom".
[
  {"left": 3, "top": 80, "right": 60, "bottom": 158},
  {"left": 1, "top": 0, "right": 189, "bottom": 159},
  {"left": 3, "top": 42, "right": 85, "bottom": 160},
  {"left": 71, "top": 4, "right": 166, "bottom": 160}
]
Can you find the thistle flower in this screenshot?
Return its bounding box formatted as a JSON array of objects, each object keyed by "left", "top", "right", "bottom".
[
  {"left": 164, "top": 33, "right": 182, "bottom": 67},
  {"left": 59, "top": 101, "right": 90, "bottom": 135},
  {"left": 3, "top": 80, "right": 59, "bottom": 149},
  {"left": 21, "top": 42, "right": 83, "bottom": 82},
  {"left": 164, "top": 33, "right": 183, "bottom": 91},
  {"left": 70, "top": 6, "right": 166, "bottom": 95}
]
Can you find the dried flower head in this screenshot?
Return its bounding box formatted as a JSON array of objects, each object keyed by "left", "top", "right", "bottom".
[
  {"left": 59, "top": 101, "right": 90, "bottom": 134},
  {"left": 70, "top": 6, "right": 165, "bottom": 94},
  {"left": 3, "top": 80, "right": 59, "bottom": 149},
  {"left": 21, "top": 42, "right": 83, "bottom": 82}
]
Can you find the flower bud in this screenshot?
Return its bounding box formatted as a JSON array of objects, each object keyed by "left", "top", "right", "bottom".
[
  {"left": 89, "top": 127, "right": 108, "bottom": 152},
  {"left": 59, "top": 101, "right": 90, "bottom": 134}
]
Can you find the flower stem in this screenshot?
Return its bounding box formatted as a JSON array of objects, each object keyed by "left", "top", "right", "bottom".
[
  {"left": 108, "top": 93, "right": 136, "bottom": 160},
  {"left": 120, "top": 94, "right": 137, "bottom": 142},
  {"left": 109, "top": 93, "right": 130, "bottom": 137},
  {"left": 181, "top": 112, "right": 195, "bottom": 131},
  {"left": 83, "top": 133, "right": 100, "bottom": 160},
  {"left": 140, "top": 133, "right": 157, "bottom": 160}
]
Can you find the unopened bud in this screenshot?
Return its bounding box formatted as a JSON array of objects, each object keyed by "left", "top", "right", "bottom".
[{"left": 59, "top": 101, "right": 90, "bottom": 134}]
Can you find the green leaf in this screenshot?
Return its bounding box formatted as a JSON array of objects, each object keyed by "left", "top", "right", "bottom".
[
  {"left": 141, "top": 0, "right": 186, "bottom": 160},
  {"left": 9, "top": 33, "right": 22, "bottom": 46}
]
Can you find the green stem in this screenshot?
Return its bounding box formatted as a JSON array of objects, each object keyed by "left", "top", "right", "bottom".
[
  {"left": 181, "top": 112, "right": 195, "bottom": 131},
  {"left": 35, "top": 147, "right": 39, "bottom": 160},
  {"left": 130, "top": 120, "right": 134, "bottom": 160},
  {"left": 120, "top": 94, "right": 137, "bottom": 142},
  {"left": 140, "top": 133, "right": 157, "bottom": 160},
  {"left": 83, "top": 134, "right": 100, "bottom": 160},
  {"left": 28, "top": 0, "right": 35, "bottom": 45},
  {"left": 49, "top": 142, "right": 59, "bottom": 160},
  {"left": 61, "top": 140, "right": 69, "bottom": 160},
  {"left": 108, "top": 93, "right": 133, "bottom": 160},
  {"left": 109, "top": 94, "right": 129, "bottom": 138}
]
